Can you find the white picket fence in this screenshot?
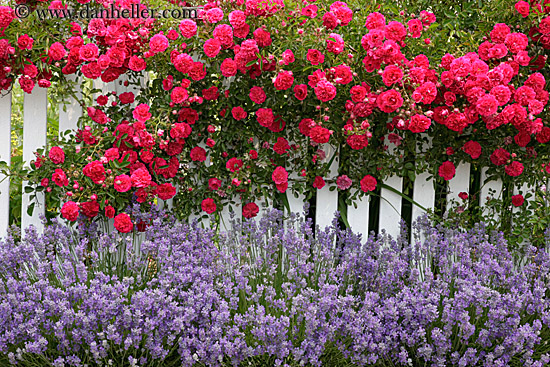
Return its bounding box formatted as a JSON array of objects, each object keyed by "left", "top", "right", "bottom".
[{"left": 0, "top": 76, "right": 542, "bottom": 241}]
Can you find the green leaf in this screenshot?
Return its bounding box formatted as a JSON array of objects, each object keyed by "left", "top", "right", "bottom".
[
  {"left": 27, "top": 202, "right": 35, "bottom": 217},
  {"left": 24, "top": 186, "right": 34, "bottom": 193}
]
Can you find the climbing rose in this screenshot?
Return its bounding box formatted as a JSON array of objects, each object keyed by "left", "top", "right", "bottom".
[
  {"left": 376, "top": 89, "right": 403, "bottom": 113},
  {"left": 114, "top": 174, "right": 132, "bottom": 192},
  {"left": 272, "top": 166, "right": 288, "bottom": 185},
  {"left": 156, "top": 183, "right": 176, "bottom": 200},
  {"left": 48, "top": 146, "right": 65, "bottom": 164},
  {"left": 463, "top": 141, "right": 482, "bottom": 159},
  {"left": 408, "top": 114, "right": 431, "bottom": 133},
  {"left": 438, "top": 161, "right": 456, "bottom": 181},
  {"left": 114, "top": 213, "right": 133, "bottom": 233},
  {"left": 512, "top": 194, "right": 524, "bottom": 206},
  {"left": 505, "top": 161, "right": 524, "bottom": 177},
  {"left": 336, "top": 175, "right": 352, "bottom": 190},
  {"left": 314, "top": 80, "right": 337, "bottom": 102},
  {"left": 242, "top": 202, "right": 259, "bottom": 218},
  {"left": 515, "top": 1, "right": 529, "bottom": 17},
  {"left": 309, "top": 126, "right": 331, "bottom": 143},
  {"left": 360, "top": 175, "right": 377, "bottom": 192},
  {"left": 190, "top": 146, "right": 207, "bottom": 162},
  {"left": 130, "top": 168, "right": 152, "bottom": 188},
  {"left": 313, "top": 176, "right": 325, "bottom": 189},
  {"left": 61, "top": 201, "right": 79, "bottom": 221},
  {"left": 201, "top": 198, "right": 217, "bottom": 213}
]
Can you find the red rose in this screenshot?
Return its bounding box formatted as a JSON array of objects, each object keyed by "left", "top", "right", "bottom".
[
  {"left": 256, "top": 108, "right": 274, "bottom": 128},
  {"left": 208, "top": 178, "right": 221, "bottom": 191},
  {"left": 49, "top": 146, "right": 65, "bottom": 164},
  {"left": 132, "top": 103, "right": 152, "bottom": 123},
  {"left": 201, "top": 198, "right": 217, "bottom": 214},
  {"left": 114, "top": 213, "right": 133, "bottom": 233},
  {"left": 515, "top": 1, "right": 530, "bottom": 17},
  {"left": 202, "top": 86, "right": 219, "bottom": 101},
  {"left": 114, "top": 174, "right": 132, "bottom": 192},
  {"left": 346, "top": 134, "right": 369, "bottom": 150},
  {"left": 276, "top": 182, "right": 288, "bottom": 193},
  {"left": 505, "top": 161, "right": 524, "bottom": 177},
  {"left": 360, "top": 175, "right": 377, "bottom": 192},
  {"left": 48, "top": 42, "right": 66, "bottom": 61},
  {"left": 131, "top": 168, "right": 152, "bottom": 188},
  {"left": 314, "top": 80, "right": 337, "bottom": 102},
  {"left": 272, "top": 166, "right": 288, "bottom": 185},
  {"left": 294, "top": 84, "right": 308, "bottom": 101},
  {"left": 408, "top": 115, "right": 432, "bottom": 133},
  {"left": 52, "top": 168, "right": 69, "bottom": 187},
  {"left": 128, "top": 56, "right": 146, "bottom": 71},
  {"left": 273, "top": 137, "right": 290, "bottom": 155},
  {"left": 438, "top": 161, "right": 456, "bottom": 181},
  {"left": 511, "top": 194, "right": 524, "bottom": 207},
  {"left": 309, "top": 126, "right": 331, "bottom": 144},
  {"left": 157, "top": 183, "right": 176, "bottom": 200},
  {"left": 243, "top": 202, "right": 259, "bottom": 219},
  {"left": 105, "top": 205, "right": 115, "bottom": 218},
  {"left": 274, "top": 70, "right": 294, "bottom": 91},
  {"left": 313, "top": 176, "right": 325, "bottom": 189},
  {"left": 232, "top": 106, "right": 248, "bottom": 120},
  {"left": 190, "top": 146, "right": 207, "bottom": 162},
  {"left": 171, "top": 87, "right": 189, "bottom": 104},
  {"left": 463, "top": 141, "right": 482, "bottom": 159},
  {"left": 382, "top": 65, "right": 403, "bottom": 86},
  {"left": 83, "top": 161, "right": 105, "bottom": 184},
  {"left": 376, "top": 89, "right": 403, "bottom": 113},
  {"left": 221, "top": 58, "right": 237, "bottom": 77},
  {"left": 204, "top": 38, "right": 221, "bottom": 58},
  {"left": 249, "top": 86, "right": 266, "bottom": 104},
  {"left": 307, "top": 49, "right": 324, "bottom": 65},
  {"left": 458, "top": 192, "right": 469, "bottom": 200},
  {"left": 299, "top": 118, "right": 315, "bottom": 137},
  {"left": 80, "top": 200, "right": 99, "bottom": 218},
  {"left": 226, "top": 157, "right": 243, "bottom": 172},
  {"left": 490, "top": 148, "right": 510, "bottom": 166},
  {"left": 537, "top": 127, "right": 550, "bottom": 143},
  {"left": 61, "top": 201, "right": 79, "bottom": 222}
]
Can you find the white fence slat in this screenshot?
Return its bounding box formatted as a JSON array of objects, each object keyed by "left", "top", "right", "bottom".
[
  {"left": 22, "top": 87, "right": 48, "bottom": 234},
  {"left": 315, "top": 144, "right": 338, "bottom": 231},
  {"left": 412, "top": 171, "right": 435, "bottom": 223},
  {"left": 220, "top": 197, "right": 242, "bottom": 232},
  {"left": 480, "top": 167, "right": 503, "bottom": 219},
  {"left": 0, "top": 92, "right": 11, "bottom": 238},
  {"left": 379, "top": 174, "right": 403, "bottom": 238},
  {"left": 347, "top": 189, "right": 369, "bottom": 240},
  {"left": 59, "top": 74, "right": 82, "bottom": 134},
  {"left": 447, "top": 162, "right": 470, "bottom": 213},
  {"left": 287, "top": 182, "right": 305, "bottom": 218}
]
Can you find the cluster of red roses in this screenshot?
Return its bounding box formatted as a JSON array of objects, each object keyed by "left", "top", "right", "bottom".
[{"left": 3, "top": 0, "right": 550, "bottom": 232}]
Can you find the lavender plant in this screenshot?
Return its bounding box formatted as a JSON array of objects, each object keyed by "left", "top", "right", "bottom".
[{"left": 0, "top": 208, "right": 549, "bottom": 367}]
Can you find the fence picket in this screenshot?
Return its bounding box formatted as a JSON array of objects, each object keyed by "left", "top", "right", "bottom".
[
  {"left": 22, "top": 87, "right": 48, "bottom": 234},
  {"left": 347, "top": 189, "right": 369, "bottom": 240},
  {"left": 0, "top": 92, "right": 11, "bottom": 237},
  {"left": 447, "top": 162, "right": 471, "bottom": 213},
  {"left": 315, "top": 144, "right": 338, "bottom": 231},
  {"left": 379, "top": 175, "right": 403, "bottom": 238},
  {"left": 412, "top": 136, "right": 435, "bottom": 237},
  {"left": 412, "top": 171, "right": 435, "bottom": 224},
  {"left": 59, "top": 74, "right": 82, "bottom": 135}
]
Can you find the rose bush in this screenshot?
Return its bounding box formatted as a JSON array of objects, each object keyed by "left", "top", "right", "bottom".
[{"left": 0, "top": 0, "right": 548, "bottom": 232}]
